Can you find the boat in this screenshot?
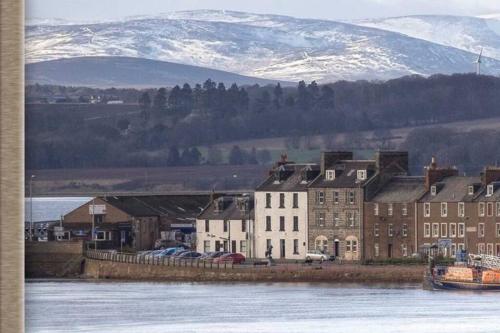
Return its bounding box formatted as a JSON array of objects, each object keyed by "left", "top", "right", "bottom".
[{"left": 426, "top": 253, "right": 500, "bottom": 291}]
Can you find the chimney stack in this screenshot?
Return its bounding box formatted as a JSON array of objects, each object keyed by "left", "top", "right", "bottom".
[
  {"left": 424, "top": 156, "right": 458, "bottom": 190},
  {"left": 481, "top": 166, "right": 500, "bottom": 185}
]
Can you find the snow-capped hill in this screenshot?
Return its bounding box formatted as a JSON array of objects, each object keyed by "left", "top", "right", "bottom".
[
  {"left": 357, "top": 15, "right": 500, "bottom": 60},
  {"left": 25, "top": 10, "right": 500, "bottom": 83}
]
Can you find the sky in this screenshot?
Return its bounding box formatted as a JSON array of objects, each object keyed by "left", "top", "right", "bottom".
[{"left": 26, "top": 0, "right": 500, "bottom": 22}]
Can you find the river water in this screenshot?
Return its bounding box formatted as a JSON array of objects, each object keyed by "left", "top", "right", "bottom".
[{"left": 26, "top": 281, "right": 500, "bottom": 333}]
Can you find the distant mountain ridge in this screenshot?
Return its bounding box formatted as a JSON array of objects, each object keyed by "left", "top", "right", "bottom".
[
  {"left": 25, "top": 56, "right": 289, "bottom": 88},
  {"left": 26, "top": 10, "right": 500, "bottom": 83}
]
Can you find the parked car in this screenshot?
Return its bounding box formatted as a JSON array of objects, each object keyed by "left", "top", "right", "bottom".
[
  {"left": 177, "top": 251, "right": 202, "bottom": 259},
  {"left": 157, "top": 247, "right": 185, "bottom": 257},
  {"left": 145, "top": 250, "right": 163, "bottom": 259},
  {"left": 305, "top": 250, "right": 332, "bottom": 263},
  {"left": 202, "top": 251, "right": 228, "bottom": 262},
  {"left": 171, "top": 250, "right": 188, "bottom": 257},
  {"left": 213, "top": 253, "right": 245, "bottom": 264}
]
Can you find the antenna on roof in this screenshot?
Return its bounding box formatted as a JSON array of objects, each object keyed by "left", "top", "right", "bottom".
[{"left": 475, "top": 47, "right": 483, "bottom": 75}]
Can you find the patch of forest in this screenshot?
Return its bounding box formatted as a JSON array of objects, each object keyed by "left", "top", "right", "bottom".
[{"left": 26, "top": 73, "right": 500, "bottom": 173}]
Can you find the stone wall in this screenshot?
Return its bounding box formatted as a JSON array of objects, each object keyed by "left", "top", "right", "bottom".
[
  {"left": 84, "top": 258, "right": 425, "bottom": 283},
  {"left": 25, "top": 241, "right": 85, "bottom": 278}
]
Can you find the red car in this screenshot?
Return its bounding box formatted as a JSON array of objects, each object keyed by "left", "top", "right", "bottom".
[{"left": 213, "top": 253, "right": 245, "bottom": 264}]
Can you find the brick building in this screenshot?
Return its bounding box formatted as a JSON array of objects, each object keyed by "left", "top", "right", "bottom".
[{"left": 363, "top": 176, "right": 425, "bottom": 261}]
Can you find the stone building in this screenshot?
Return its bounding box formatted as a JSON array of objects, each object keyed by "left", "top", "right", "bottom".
[
  {"left": 196, "top": 194, "right": 254, "bottom": 257},
  {"left": 363, "top": 176, "right": 425, "bottom": 261},
  {"left": 254, "top": 157, "right": 320, "bottom": 260},
  {"left": 307, "top": 151, "right": 409, "bottom": 262}
]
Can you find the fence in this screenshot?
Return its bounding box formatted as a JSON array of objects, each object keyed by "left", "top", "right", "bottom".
[{"left": 85, "top": 250, "right": 234, "bottom": 270}]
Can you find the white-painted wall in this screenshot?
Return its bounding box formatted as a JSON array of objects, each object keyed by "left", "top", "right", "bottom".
[
  {"left": 254, "top": 191, "right": 308, "bottom": 259},
  {"left": 196, "top": 218, "right": 254, "bottom": 258}
]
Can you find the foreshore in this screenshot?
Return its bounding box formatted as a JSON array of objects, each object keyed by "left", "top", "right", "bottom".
[{"left": 84, "top": 258, "right": 426, "bottom": 284}]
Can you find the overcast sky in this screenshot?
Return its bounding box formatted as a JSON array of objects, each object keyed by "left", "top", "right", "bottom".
[{"left": 26, "top": 0, "right": 500, "bottom": 22}]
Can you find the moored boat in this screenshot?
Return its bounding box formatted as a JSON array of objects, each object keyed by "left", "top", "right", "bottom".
[{"left": 426, "top": 254, "right": 500, "bottom": 291}]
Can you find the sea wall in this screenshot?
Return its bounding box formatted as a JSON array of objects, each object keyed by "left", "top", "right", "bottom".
[
  {"left": 25, "top": 241, "right": 85, "bottom": 278},
  {"left": 84, "top": 258, "right": 425, "bottom": 283}
]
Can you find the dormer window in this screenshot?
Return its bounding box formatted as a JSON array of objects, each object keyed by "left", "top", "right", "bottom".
[
  {"left": 431, "top": 185, "right": 437, "bottom": 196},
  {"left": 326, "top": 170, "right": 335, "bottom": 181},
  {"left": 487, "top": 184, "right": 494, "bottom": 197},
  {"left": 468, "top": 186, "right": 474, "bottom": 196},
  {"left": 357, "top": 170, "right": 367, "bottom": 181}
]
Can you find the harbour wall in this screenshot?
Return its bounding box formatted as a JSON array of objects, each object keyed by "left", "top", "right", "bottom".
[
  {"left": 84, "top": 258, "right": 425, "bottom": 283},
  {"left": 25, "top": 241, "right": 85, "bottom": 278}
]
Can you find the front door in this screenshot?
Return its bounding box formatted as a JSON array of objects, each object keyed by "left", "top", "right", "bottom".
[
  {"left": 215, "top": 240, "right": 221, "bottom": 252},
  {"left": 280, "top": 239, "right": 286, "bottom": 258},
  {"left": 334, "top": 241, "right": 339, "bottom": 257},
  {"left": 231, "top": 240, "right": 237, "bottom": 253},
  {"left": 388, "top": 244, "right": 393, "bottom": 258}
]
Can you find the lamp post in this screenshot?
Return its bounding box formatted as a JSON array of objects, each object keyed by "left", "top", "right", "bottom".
[{"left": 29, "top": 175, "right": 35, "bottom": 241}]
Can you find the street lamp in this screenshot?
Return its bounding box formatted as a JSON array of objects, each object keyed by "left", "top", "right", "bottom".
[{"left": 29, "top": 175, "right": 35, "bottom": 241}]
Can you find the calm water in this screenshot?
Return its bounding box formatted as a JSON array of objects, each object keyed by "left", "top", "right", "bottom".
[
  {"left": 24, "top": 197, "right": 92, "bottom": 223},
  {"left": 26, "top": 281, "right": 500, "bottom": 333}
]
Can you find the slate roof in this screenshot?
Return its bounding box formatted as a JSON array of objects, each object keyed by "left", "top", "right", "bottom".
[
  {"left": 309, "top": 160, "right": 376, "bottom": 188},
  {"left": 255, "top": 163, "right": 320, "bottom": 192},
  {"left": 371, "top": 176, "right": 426, "bottom": 203},
  {"left": 474, "top": 181, "right": 500, "bottom": 202},
  {"left": 198, "top": 194, "right": 254, "bottom": 220},
  {"left": 419, "top": 176, "right": 481, "bottom": 203},
  {"left": 101, "top": 195, "right": 210, "bottom": 221}
]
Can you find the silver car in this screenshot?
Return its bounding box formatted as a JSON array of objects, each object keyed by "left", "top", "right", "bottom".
[{"left": 305, "top": 250, "right": 329, "bottom": 263}]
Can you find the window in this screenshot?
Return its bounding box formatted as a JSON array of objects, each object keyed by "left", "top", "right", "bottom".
[
  {"left": 348, "top": 191, "right": 355, "bottom": 205},
  {"left": 205, "top": 219, "right": 210, "bottom": 232},
  {"left": 240, "top": 240, "right": 247, "bottom": 254},
  {"left": 293, "top": 216, "right": 299, "bottom": 231},
  {"left": 468, "top": 185, "right": 474, "bottom": 195},
  {"left": 279, "top": 216, "right": 285, "bottom": 231},
  {"left": 431, "top": 185, "right": 437, "bottom": 196},
  {"left": 440, "top": 223, "right": 447, "bottom": 237},
  {"left": 487, "top": 243, "right": 494, "bottom": 255},
  {"left": 449, "top": 223, "right": 457, "bottom": 238},
  {"left": 402, "top": 203, "right": 408, "bottom": 216},
  {"left": 223, "top": 220, "right": 228, "bottom": 232},
  {"left": 347, "top": 211, "right": 356, "bottom": 226},
  {"left": 402, "top": 224, "right": 408, "bottom": 237},
  {"left": 93, "top": 214, "right": 104, "bottom": 224},
  {"left": 352, "top": 240, "right": 358, "bottom": 252},
  {"left": 95, "top": 231, "right": 111, "bottom": 240},
  {"left": 432, "top": 223, "right": 439, "bottom": 238},
  {"left": 279, "top": 193, "right": 285, "bottom": 208},
  {"left": 265, "top": 216, "right": 272, "bottom": 231},
  {"left": 424, "top": 203, "right": 431, "bottom": 217},
  {"left": 458, "top": 243, "right": 465, "bottom": 253},
  {"left": 496, "top": 223, "right": 500, "bottom": 238},
  {"left": 374, "top": 203, "right": 379, "bottom": 216},
  {"left": 424, "top": 223, "right": 431, "bottom": 238},
  {"left": 315, "top": 236, "right": 328, "bottom": 253},
  {"left": 241, "top": 219, "right": 246, "bottom": 232},
  {"left": 316, "top": 191, "right": 325, "bottom": 205},
  {"left": 374, "top": 243, "right": 379, "bottom": 257},
  {"left": 388, "top": 203, "right": 393, "bottom": 216},
  {"left": 478, "top": 243, "right": 485, "bottom": 255},
  {"left": 357, "top": 170, "right": 367, "bottom": 180},
  {"left": 478, "top": 223, "right": 485, "bottom": 238},
  {"left": 293, "top": 239, "right": 299, "bottom": 254},
  {"left": 441, "top": 202, "right": 447, "bottom": 217},
  {"left": 333, "top": 191, "right": 339, "bottom": 204},
  {"left": 266, "top": 239, "right": 272, "bottom": 251},
  {"left": 479, "top": 202, "right": 485, "bottom": 217},
  {"left": 451, "top": 244, "right": 457, "bottom": 257},
  {"left": 458, "top": 223, "right": 465, "bottom": 238},
  {"left": 316, "top": 212, "right": 325, "bottom": 227},
  {"left": 326, "top": 170, "right": 335, "bottom": 180},
  {"left": 388, "top": 224, "right": 394, "bottom": 237},
  {"left": 374, "top": 223, "right": 380, "bottom": 237},
  {"left": 458, "top": 202, "right": 465, "bottom": 217},
  {"left": 333, "top": 213, "right": 339, "bottom": 226},
  {"left": 497, "top": 202, "right": 500, "bottom": 216},
  {"left": 293, "top": 193, "right": 299, "bottom": 208},
  {"left": 487, "top": 202, "right": 493, "bottom": 217},
  {"left": 265, "top": 193, "right": 272, "bottom": 208},
  {"left": 401, "top": 244, "right": 408, "bottom": 257},
  {"left": 204, "top": 240, "right": 210, "bottom": 253},
  {"left": 487, "top": 184, "right": 494, "bottom": 196}
]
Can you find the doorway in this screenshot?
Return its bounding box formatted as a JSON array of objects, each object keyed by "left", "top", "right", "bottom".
[
  {"left": 280, "top": 239, "right": 286, "bottom": 258},
  {"left": 388, "top": 244, "right": 393, "bottom": 258},
  {"left": 231, "top": 240, "right": 237, "bottom": 253},
  {"left": 334, "top": 240, "right": 340, "bottom": 257}
]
